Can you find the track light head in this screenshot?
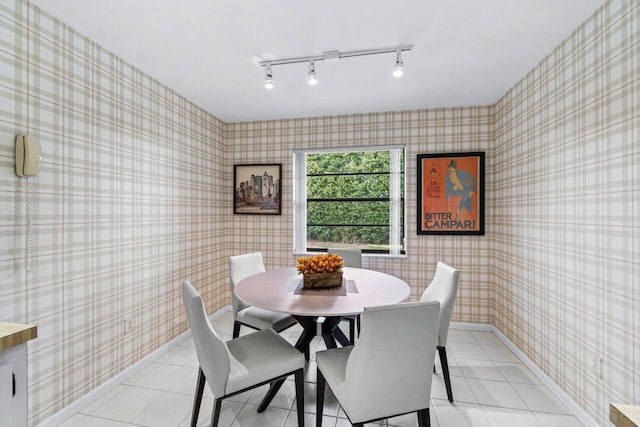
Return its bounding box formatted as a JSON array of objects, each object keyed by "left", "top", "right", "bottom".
[
  {"left": 393, "top": 50, "right": 404, "bottom": 78},
  {"left": 264, "top": 64, "right": 274, "bottom": 89},
  {"left": 307, "top": 61, "right": 318, "bottom": 86}
]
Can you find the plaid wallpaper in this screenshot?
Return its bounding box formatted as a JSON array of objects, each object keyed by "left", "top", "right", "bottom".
[
  {"left": 493, "top": 0, "right": 639, "bottom": 425},
  {"left": 0, "top": 1, "right": 227, "bottom": 424},
  {"left": 0, "top": 0, "right": 637, "bottom": 425}
]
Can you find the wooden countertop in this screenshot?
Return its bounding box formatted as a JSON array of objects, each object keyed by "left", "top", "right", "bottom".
[
  {"left": 611, "top": 403, "right": 640, "bottom": 427},
  {"left": 0, "top": 323, "right": 37, "bottom": 351}
]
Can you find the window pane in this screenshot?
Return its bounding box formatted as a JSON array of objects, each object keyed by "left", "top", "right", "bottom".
[
  {"left": 307, "top": 200, "right": 390, "bottom": 225},
  {"left": 307, "top": 174, "right": 390, "bottom": 198},
  {"left": 307, "top": 225, "right": 392, "bottom": 251},
  {"left": 307, "top": 151, "right": 391, "bottom": 174}
]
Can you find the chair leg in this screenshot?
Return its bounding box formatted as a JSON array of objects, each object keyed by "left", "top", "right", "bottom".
[
  {"left": 190, "top": 368, "right": 206, "bottom": 427},
  {"left": 356, "top": 314, "right": 361, "bottom": 336},
  {"left": 210, "top": 398, "right": 222, "bottom": 427},
  {"left": 232, "top": 321, "right": 241, "bottom": 338},
  {"left": 316, "top": 369, "right": 326, "bottom": 427},
  {"left": 438, "top": 346, "right": 453, "bottom": 402},
  {"left": 294, "top": 369, "right": 305, "bottom": 427},
  {"left": 417, "top": 408, "right": 430, "bottom": 427}
]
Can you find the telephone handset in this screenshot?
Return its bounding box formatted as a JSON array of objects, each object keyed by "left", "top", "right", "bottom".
[{"left": 16, "top": 134, "right": 41, "bottom": 177}]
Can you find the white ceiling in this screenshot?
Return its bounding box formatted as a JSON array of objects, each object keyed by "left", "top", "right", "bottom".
[{"left": 31, "top": 0, "right": 606, "bottom": 123}]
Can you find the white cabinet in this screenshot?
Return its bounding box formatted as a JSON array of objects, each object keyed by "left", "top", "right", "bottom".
[
  {"left": 0, "top": 323, "right": 37, "bottom": 427},
  {"left": 0, "top": 362, "right": 14, "bottom": 427}
]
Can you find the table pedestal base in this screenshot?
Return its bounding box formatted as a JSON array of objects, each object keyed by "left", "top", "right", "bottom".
[
  {"left": 292, "top": 315, "right": 351, "bottom": 360},
  {"left": 257, "top": 315, "right": 351, "bottom": 413}
]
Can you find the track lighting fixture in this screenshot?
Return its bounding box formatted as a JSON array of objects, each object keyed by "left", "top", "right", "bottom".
[
  {"left": 264, "top": 64, "right": 274, "bottom": 89},
  {"left": 307, "top": 61, "right": 318, "bottom": 85},
  {"left": 393, "top": 50, "right": 404, "bottom": 78},
  {"left": 260, "top": 45, "right": 412, "bottom": 89}
]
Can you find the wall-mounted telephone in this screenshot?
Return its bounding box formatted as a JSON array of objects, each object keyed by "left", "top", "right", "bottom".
[
  {"left": 15, "top": 134, "right": 41, "bottom": 273},
  {"left": 15, "top": 134, "right": 41, "bottom": 177}
]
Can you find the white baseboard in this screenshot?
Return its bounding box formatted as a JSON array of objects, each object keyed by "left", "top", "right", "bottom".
[
  {"left": 451, "top": 322, "right": 597, "bottom": 427},
  {"left": 450, "top": 321, "right": 493, "bottom": 331},
  {"left": 37, "top": 306, "right": 231, "bottom": 427}
]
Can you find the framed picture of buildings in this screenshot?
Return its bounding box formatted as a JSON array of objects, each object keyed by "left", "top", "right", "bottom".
[
  {"left": 234, "top": 163, "right": 282, "bottom": 215},
  {"left": 417, "top": 152, "right": 485, "bottom": 235}
]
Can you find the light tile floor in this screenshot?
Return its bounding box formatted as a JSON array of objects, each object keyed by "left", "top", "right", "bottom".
[{"left": 58, "top": 312, "right": 585, "bottom": 427}]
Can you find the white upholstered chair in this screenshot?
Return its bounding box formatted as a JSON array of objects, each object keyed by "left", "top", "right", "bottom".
[
  {"left": 327, "top": 247, "right": 362, "bottom": 269},
  {"left": 182, "top": 281, "right": 305, "bottom": 427},
  {"left": 229, "top": 252, "right": 297, "bottom": 338},
  {"left": 327, "top": 248, "right": 362, "bottom": 343},
  {"left": 316, "top": 301, "right": 441, "bottom": 427},
  {"left": 420, "top": 261, "right": 460, "bottom": 403}
]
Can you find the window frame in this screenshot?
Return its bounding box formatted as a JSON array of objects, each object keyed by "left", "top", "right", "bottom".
[{"left": 293, "top": 145, "right": 406, "bottom": 256}]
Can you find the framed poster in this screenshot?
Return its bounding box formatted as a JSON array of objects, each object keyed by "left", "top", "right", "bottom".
[
  {"left": 417, "top": 152, "right": 485, "bottom": 235},
  {"left": 234, "top": 163, "right": 282, "bottom": 215}
]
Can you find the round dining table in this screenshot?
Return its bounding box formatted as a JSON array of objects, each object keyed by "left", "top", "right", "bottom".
[
  {"left": 235, "top": 266, "right": 410, "bottom": 412},
  {"left": 235, "top": 266, "right": 410, "bottom": 356}
]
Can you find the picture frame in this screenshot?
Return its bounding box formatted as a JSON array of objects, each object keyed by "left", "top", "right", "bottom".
[
  {"left": 234, "top": 163, "right": 282, "bottom": 215},
  {"left": 417, "top": 152, "right": 485, "bottom": 235}
]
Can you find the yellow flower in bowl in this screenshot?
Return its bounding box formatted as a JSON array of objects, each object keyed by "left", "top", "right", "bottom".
[
  {"left": 297, "top": 253, "right": 345, "bottom": 289},
  {"left": 296, "top": 253, "right": 344, "bottom": 274}
]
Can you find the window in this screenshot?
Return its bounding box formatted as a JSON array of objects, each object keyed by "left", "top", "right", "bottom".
[{"left": 294, "top": 146, "right": 405, "bottom": 255}]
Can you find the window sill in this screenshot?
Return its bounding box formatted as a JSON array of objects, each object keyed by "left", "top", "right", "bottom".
[{"left": 292, "top": 252, "right": 407, "bottom": 260}]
